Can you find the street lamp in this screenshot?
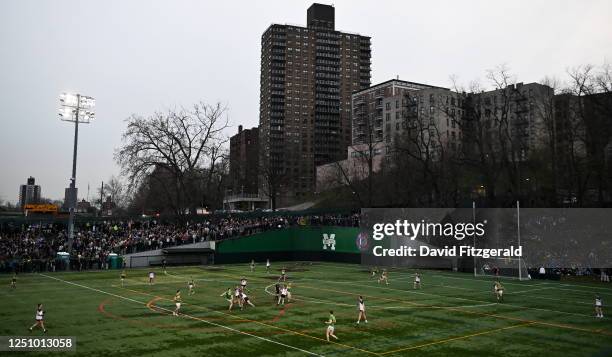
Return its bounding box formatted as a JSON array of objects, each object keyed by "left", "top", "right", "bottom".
[{"left": 59, "top": 92, "right": 95, "bottom": 251}]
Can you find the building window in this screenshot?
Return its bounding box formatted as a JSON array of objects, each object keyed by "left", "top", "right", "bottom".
[{"left": 386, "top": 102, "right": 391, "bottom": 110}]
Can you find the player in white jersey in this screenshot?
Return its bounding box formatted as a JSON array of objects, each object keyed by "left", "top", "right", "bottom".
[
  {"left": 148, "top": 271, "right": 155, "bottom": 285},
  {"left": 595, "top": 295, "right": 604, "bottom": 318},
  {"left": 286, "top": 283, "right": 293, "bottom": 302},
  {"left": 240, "top": 278, "right": 248, "bottom": 292},
  {"left": 356, "top": 296, "right": 367, "bottom": 324},
  {"left": 250, "top": 260, "right": 255, "bottom": 272},
  {"left": 29, "top": 304, "right": 47, "bottom": 333},
  {"left": 414, "top": 273, "right": 421, "bottom": 289},
  {"left": 378, "top": 270, "right": 389, "bottom": 285},
  {"left": 241, "top": 291, "right": 255, "bottom": 308},
  {"left": 266, "top": 259, "right": 271, "bottom": 273},
  {"left": 278, "top": 285, "right": 288, "bottom": 306},
  {"left": 234, "top": 286, "right": 243, "bottom": 310}
]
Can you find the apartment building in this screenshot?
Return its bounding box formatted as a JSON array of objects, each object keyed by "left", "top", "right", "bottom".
[{"left": 259, "top": 3, "right": 371, "bottom": 204}]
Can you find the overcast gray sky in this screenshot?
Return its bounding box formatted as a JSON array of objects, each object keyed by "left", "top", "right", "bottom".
[{"left": 1, "top": 0, "right": 611, "bottom": 203}]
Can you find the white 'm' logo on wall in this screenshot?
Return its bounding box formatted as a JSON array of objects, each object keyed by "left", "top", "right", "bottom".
[{"left": 322, "top": 234, "right": 336, "bottom": 250}]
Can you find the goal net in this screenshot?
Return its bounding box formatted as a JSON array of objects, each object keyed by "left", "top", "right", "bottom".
[{"left": 474, "top": 257, "right": 530, "bottom": 280}]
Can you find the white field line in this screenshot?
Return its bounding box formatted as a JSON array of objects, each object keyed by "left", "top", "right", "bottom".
[
  {"left": 311, "top": 262, "right": 612, "bottom": 293},
  {"left": 182, "top": 268, "right": 598, "bottom": 308},
  {"left": 348, "top": 279, "right": 593, "bottom": 318},
  {"left": 39, "top": 273, "right": 324, "bottom": 357},
  {"left": 322, "top": 279, "right": 592, "bottom": 317},
  {"left": 224, "top": 267, "right": 593, "bottom": 318},
  {"left": 430, "top": 273, "right": 612, "bottom": 298},
  {"left": 263, "top": 283, "right": 497, "bottom": 310},
  {"left": 385, "top": 272, "right": 599, "bottom": 304},
  {"left": 511, "top": 286, "right": 556, "bottom": 295},
  {"left": 165, "top": 265, "right": 596, "bottom": 318}
]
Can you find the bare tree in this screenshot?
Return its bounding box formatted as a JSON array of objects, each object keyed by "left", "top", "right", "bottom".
[
  {"left": 392, "top": 89, "right": 462, "bottom": 206},
  {"left": 534, "top": 76, "right": 563, "bottom": 204},
  {"left": 97, "top": 176, "right": 127, "bottom": 209},
  {"left": 259, "top": 157, "right": 287, "bottom": 211},
  {"left": 115, "top": 101, "right": 229, "bottom": 215},
  {"left": 451, "top": 77, "right": 504, "bottom": 206},
  {"left": 566, "top": 64, "right": 612, "bottom": 205}
]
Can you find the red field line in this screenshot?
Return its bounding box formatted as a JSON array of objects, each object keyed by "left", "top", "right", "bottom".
[
  {"left": 122, "top": 286, "right": 381, "bottom": 356},
  {"left": 99, "top": 297, "right": 305, "bottom": 336}
]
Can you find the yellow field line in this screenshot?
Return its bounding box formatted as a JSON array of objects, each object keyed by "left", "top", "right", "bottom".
[
  {"left": 294, "top": 283, "right": 612, "bottom": 337},
  {"left": 180, "top": 266, "right": 612, "bottom": 338},
  {"left": 121, "top": 286, "right": 381, "bottom": 356},
  {"left": 380, "top": 322, "right": 536, "bottom": 355}
]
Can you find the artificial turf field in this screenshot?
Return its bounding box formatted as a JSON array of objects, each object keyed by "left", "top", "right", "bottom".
[{"left": 1, "top": 262, "right": 611, "bottom": 357}]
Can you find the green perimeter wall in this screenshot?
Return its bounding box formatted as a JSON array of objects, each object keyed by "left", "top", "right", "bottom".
[{"left": 215, "top": 227, "right": 361, "bottom": 263}]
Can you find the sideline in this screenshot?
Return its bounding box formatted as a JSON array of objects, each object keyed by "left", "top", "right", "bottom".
[{"left": 39, "top": 273, "right": 324, "bottom": 357}]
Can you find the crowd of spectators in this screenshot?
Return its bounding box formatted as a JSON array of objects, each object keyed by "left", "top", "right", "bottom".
[{"left": 0, "top": 213, "right": 359, "bottom": 273}]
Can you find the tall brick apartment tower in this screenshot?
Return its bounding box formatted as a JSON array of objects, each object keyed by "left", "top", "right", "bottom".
[
  {"left": 259, "top": 4, "right": 371, "bottom": 204},
  {"left": 259, "top": 3, "right": 371, "bottom": 205}
]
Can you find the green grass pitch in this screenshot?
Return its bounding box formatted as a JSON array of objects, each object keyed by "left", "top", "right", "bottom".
[{"left": 1, "top": 262, "right": 611, "bottom": 356}]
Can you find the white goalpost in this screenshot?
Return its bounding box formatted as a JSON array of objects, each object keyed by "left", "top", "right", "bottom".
[{"left": 473, "top": 201, "right": 530, "bottom": 281}]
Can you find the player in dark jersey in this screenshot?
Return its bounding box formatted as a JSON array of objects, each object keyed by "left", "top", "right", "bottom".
[
  {"left": 274, "top": 283, "right": 281, "bottom": 302},
  {"left": 325, "top": 310, "right": 338, "bottom": 341},
  {"left": 11, "top": 273, "right": 17, "bottom": 289},
  {"left": 188, "top": 278, "right": 196, "bottom": 295},
  {"left": 221, "top": 288, "right": 234, "bottom": 311},
  {"left": 494, "top": 281, "right": 504, "bottom": 302}
]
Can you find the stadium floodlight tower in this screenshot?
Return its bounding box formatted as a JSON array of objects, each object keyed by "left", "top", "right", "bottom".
[{"left": 59, "top": 93, "right": 95, "bottom": 251}]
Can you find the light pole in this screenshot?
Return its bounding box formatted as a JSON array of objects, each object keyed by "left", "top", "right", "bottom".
[{"left": 59, "top": 93, "right": 95, "bottom": 251}]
